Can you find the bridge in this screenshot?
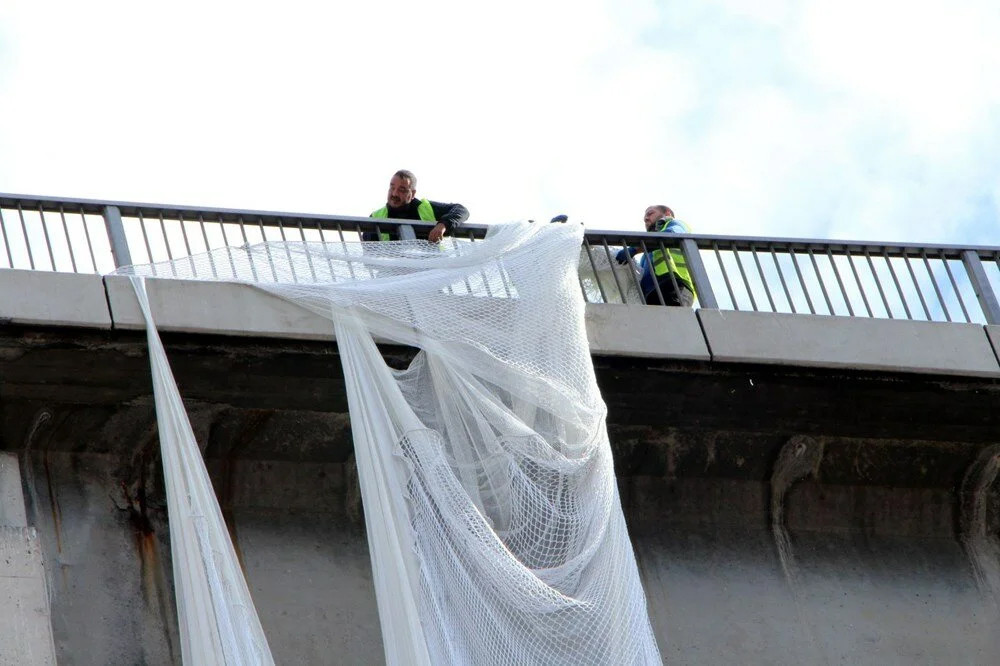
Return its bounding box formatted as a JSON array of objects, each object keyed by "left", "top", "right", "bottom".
[{"left": 2, "top": 194, "right": 1000, "bottom": 663}]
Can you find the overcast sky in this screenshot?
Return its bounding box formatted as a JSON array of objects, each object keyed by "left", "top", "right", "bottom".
[{"left": 1, "top": 0, "right": 998, "bottom": 244}]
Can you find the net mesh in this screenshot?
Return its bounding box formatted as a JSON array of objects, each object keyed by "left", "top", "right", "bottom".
[{"left": 119, "top": 221, "right": 661, "bottom": 665}]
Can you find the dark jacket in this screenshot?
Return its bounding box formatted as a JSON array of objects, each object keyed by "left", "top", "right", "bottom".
[{"left": 364, "top": 199, "right": 469, "bottom": 241}]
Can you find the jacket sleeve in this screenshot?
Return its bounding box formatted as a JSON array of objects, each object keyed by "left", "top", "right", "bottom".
[{"left": 428, "top": 200, "right": 470, "bottom": 232}]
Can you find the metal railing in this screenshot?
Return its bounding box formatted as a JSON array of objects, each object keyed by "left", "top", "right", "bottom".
[{"left": 4, "top": 193, "right": 1000, "bottom": 325}]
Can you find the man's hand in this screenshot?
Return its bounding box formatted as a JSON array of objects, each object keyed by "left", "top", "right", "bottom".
[
  {"left": 428, "top": 222, "right": 447, "bottom": 243},
  {"left": 616, "top": 248, "right": 630, "bottom": 265}
]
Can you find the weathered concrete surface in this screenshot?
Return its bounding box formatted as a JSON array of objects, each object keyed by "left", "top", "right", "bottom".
[
  {"left": 698, "top": 309, "right": 1000, "bottom": 377},
  {"left": 4, "top": 323, "right": 1000, "bottom": 663},
  {"left": 585, "top": 303, "right": 710, "bottom": 360},
  {"left": 985, "top": 324, "right": 1000, "bottom": 365},
  {"left": 0, "top": 269, "right": 111, "bottom": 329},
  {"left": 1, "top": 452, "right": 57, "bottom": 666},
  {"left": 105, "top": 275, "right": 334, "bottom": 340}
]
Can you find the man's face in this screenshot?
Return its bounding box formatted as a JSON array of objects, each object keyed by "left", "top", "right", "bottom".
[
  {"left": 644, "top": 207, "right": 663, "bottom": 231},
  {"left": 387, "top": 175, "right": 416, "bottom": 208}
]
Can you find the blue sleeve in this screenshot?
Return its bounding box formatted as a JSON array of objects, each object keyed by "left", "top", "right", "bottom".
[{"left": 662, "top": 219, "right": 688, "bottom": 234}]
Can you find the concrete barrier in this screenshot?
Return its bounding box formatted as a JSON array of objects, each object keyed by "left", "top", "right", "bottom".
[
  {"left": 585, "top": 304, "right": 710, "bottom": 360},
  {"left": 104, "top": 275, "right": 334, "bottom": 340},
  {"left": 985, "top": 325, "right": 1000, "bottom": 364},
  {"left": 0, "top": 453, "right": 57, "bottom": 665},
  {"left": 698, "top": 309, "right": 1000, "bottom": 377},
  {"left": 0, "top": 269, "right": 111, "bottom": 329}
]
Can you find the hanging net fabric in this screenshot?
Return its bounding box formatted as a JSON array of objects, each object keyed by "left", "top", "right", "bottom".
[
  {"left": 131, "top": 277, "right": 275, "bottom": 666},
  {"left": 120, "top": 221, "right": 661, "bottom": 665}
]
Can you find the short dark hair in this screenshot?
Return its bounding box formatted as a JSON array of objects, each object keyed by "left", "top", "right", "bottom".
[
  {"left": 393, "top": 169, "right": 417, "bottom": 190},
  {"left": 652, "top": 204, "right": 674, "bottom": 218}
]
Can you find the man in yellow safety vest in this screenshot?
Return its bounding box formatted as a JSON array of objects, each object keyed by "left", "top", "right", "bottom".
[
  {"left": 616, "top": 205, "right": 696, "bottom": 307},
  {"left": 368, "top": 169, "right": 469, "bottom": 243}
]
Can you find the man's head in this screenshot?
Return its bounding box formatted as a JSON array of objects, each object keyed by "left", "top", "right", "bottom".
[
  {"left": 644, "top": 205, "right": 674, "bottom": 231},
  {"left": 387, "top": 170, "right": 417, "bottom": 208}
]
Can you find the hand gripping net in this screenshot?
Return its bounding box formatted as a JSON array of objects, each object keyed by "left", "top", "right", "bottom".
[{"left": 121, "top": 221, "right": 661, "bottom": 665}]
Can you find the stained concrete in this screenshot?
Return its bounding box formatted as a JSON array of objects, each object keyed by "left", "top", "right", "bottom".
[
  {"left": 585, "top": 303, "right": 710, "bottom": 360},
  {"left": 5, "top": 268, "right": 1000, "bottom": 663},
  {"left": 699, "top": 309, "right": 1000, "bottom": 377},
  {"left": 0, "top": 269, "right": 111, "bottom": 329},
  {"left": 0, "top": 453, "right": 57, "bottom": 666}
]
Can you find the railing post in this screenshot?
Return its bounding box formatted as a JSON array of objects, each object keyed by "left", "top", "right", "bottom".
[
  {"left": 961, "top": 250, "right": 1000, "bottom": 324},
  {"left": 680, "top": 238, "right": 717, "bottom": 309},
  {"left": 102, "top": 205, "right": 132, "bottom": 268}
]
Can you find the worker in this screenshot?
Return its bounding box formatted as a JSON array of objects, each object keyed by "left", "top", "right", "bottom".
[
  {"left": 368, "top": 170, "right": 469, "bottom": 243},
  {"left": 616, "top": 205, "right": 695, "bottom": 306}
]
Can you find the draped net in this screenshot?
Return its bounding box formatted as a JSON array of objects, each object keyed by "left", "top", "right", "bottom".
[{"left": 119, "top": 221, "right": 661, "bottom": 665}]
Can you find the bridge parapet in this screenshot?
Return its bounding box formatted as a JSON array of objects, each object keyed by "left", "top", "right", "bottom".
[{"left": 4, "top": 193, "right": 1000, "bottom": 323}]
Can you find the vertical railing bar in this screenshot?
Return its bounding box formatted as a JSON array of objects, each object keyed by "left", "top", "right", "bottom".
[
  {"left": 334, "top": 222, "right": 354, "bottom": 283},
  {"left": 36, "top": 204, "right": 58, "bottom": 271},
  {"left": 751, "top": 243, "right": 776, "bottom": 312},
  {"left": 259, "top": 217, "right": 277, "bottom": 282},
  {"left": 641, "top": 240, "right": 666, "bottom": 305},
  {"left": 82, "top": 212, "right": 98, "bottom": 273},
  {"left": 278, "top": 218, "right": 300, "bottom": 283},
  {"left": 219, "top": 216, "right": 238, "bottom": 280},
  {"left": 178, "top": 212, "right": 196, "bottom": 278},
  {"left": 713, "top": 242, "right": 740, "bottom": 310},
  {"left": 863, "top": 249, "right": 893, "bottom": 318},
  {"left": 57, "top": 205, "right": 78, "bottom": 273},
  {"left": 582, "top": 238, "right": 609, "bottom": 303},
  {"left": 197, "top": 214, "right": 218, "bottom": 279},
  {"left": 940, "top": 250, "right": 972, "bottom": 322},
  {"left": 16, "top": 204, "right": 36, "bottom": 270},
  {"left": 157, "top": 211, "right": 174, "bottom": 261},
  {"left": 921, "top": 250, "right": 951, "bottom": 322},
  {"left": 845, "top": 249, "right": 874, "bottom": 318},
  {"left": 882, "top": 248, "right": 912, "bottom": 319},
  {"left": 658, "top": 240, "right": 684, "bottom": 306},
  {"left": 0, "top": 207, "right": 14, "bottom": 268},
  {"left": 789, "top": 249, "right": 816, "bottom": 314},
  {"left": 297, "top": 220, "right": 317, "bottom": 281},
  {"left": 314, "top": 220, "right": 335, "bottom": 283},
  {"left": 356, "top": 223, "right": 377, "bottom": 281},
  {"left": 619, "top": 237, "right": 647, "bottom": 302},
  {"left": 806, "top": 248, "right": 834, "bottom": 315},
  {"left": 600, "top": 238, "right": 630, "bottom": 303},
  {"left": 236, "top": 215, "right": 258, "bottom": 282},
  {"left": 158, "top": 211, "right": 177, "bottom": 277},
  {"left": 903, "top": 252, "right": 932, "bottom": 320},
  {"left": 826, "top": 247, "right": 854, "bottom": 317},
  {"left": 770, "top": 246, "right": 796, "bottom": 313},
  {"left": 734, "top": 248, "right": 758, "bottom": 311},
  {"left": 679, "top": 238, "right": 717, "bottom": 308},
  {"left": 135, "top": 210, "right": 159, "bottom": 275},
  {"left": 962, "top": 250, "right": 1000, "bottom": 325}
]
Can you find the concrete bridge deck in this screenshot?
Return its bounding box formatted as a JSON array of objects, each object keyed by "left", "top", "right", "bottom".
[{"left": 3, "top": 269, "right": 1000, "bottom": 664}]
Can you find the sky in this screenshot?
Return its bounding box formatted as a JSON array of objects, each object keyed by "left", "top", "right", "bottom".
[{"left": 1, "top": 0, "right": 998, "bottom": 244}]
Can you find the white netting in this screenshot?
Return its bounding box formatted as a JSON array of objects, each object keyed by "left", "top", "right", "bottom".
[
  {"left": 120, "top": 221, "right": 661, "bottom": 665},
  {"left": 132, "top": 277, "right": 274, "bottom": 666}
]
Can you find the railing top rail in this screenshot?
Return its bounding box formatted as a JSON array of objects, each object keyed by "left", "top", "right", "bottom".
[
  {"left": 582, "top": 228, "right": 1000, "bottom": 257},
  {"left": 4, "top": 193, "right": 998, "bottom": 255},
  {"left": 0, "top": 192, "right": 493, "bottom": 237}
]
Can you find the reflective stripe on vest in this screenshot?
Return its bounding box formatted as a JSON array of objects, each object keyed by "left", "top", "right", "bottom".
[
  {"left": 370, "top": 199, "right": 436, "bottom": 241},
  {"left": 650, "top": 218, "right": 695, "bottom": 295}
]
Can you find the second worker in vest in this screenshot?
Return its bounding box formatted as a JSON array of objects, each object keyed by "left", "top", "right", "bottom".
[
  {"left": 616, "top": 205, "right": 696, "bottom": 307},
  {"left": 368, "top": 169, "right": 469, "bottom": 243}
]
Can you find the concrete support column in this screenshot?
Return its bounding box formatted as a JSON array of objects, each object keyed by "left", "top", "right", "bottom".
[{"left": 0, "top": 452, "right": 57, "bottom": 665}]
